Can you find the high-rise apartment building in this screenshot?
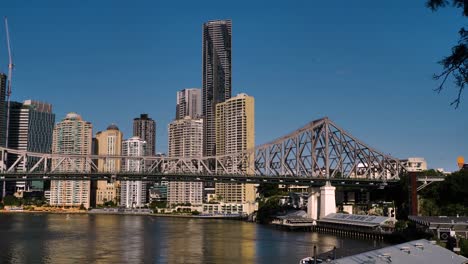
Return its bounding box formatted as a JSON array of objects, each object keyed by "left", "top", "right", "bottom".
[
  {"left": 121, "top": 136, "right": 147, "bottom": 208},
  {"left": 133, "top": 114, "right": 156, "bottom": 156},
  {"left": 0, "top": 73, "right": 7, "bottom": 147},
  {"left": 176, "top": 88, "right": 202, "bottom": 120},
  {"left": 215, "top": 93, "right": 256, "bottom": 203},
  {"left": 202, "top": 19, "right": 232, "bottom": 157},
  {"left": 49, "top": 113, "right": 92, "bottom": 208},
  {"left": 167, "top": 117, "right": 203, "bottom": 205},
  {"left": 7, "top": 100, "right": 55, "bottom": 193},
  {"left": 95, "top": 124, "right": 123, "bottom": 205}
]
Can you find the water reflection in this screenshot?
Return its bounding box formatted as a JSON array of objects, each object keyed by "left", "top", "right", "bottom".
[{"left": 0, "top": 214, "right": 385, "bottom": 264}]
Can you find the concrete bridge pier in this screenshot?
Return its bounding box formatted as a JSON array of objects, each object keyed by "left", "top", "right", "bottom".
[
  {"left": 307, "top": 181, "right": 337, "bottom": 220},
  {"left": 320, "top": 181, "right": 336, "bottom": 219},
  {"left": 307, "top": 187, "right": 320, "bottom": 220}
]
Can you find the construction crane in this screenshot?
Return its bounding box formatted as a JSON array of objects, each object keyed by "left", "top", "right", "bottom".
[{"left": 2, "top": 16, "right": 14, "bottom": 198}]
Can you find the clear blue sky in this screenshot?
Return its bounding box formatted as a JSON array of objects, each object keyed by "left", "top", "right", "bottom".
[{"left": 1, "top": 0, "right": 466, "bottom": 171}]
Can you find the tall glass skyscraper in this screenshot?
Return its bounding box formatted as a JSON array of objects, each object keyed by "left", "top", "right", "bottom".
[
  {"left": 202, "top": 19, "right": 232, "bottom": 157},
  {"left": 7, "top": 100, "right": 55, "bottom": 193}
]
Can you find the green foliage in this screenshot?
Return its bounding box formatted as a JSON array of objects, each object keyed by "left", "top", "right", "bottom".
[
  {"left": 103, "top": 200, "right": 116, "bottom": 207},
  {"left": 79, "top": 203, "right": 86, "bottom": 210},
  {"left": 370, "top": 174, "right": 410, "bottom": 219},
  {"left": 149, "top": 201, "right": 167, "bottom": 210},
  {"left": 2, "top": 195, "right": 20, "bottom": 206},
  {"left": 420, "top": 199, "right": 440, "bottom": 216},
  {"left": 395, "top": 220, "right": 408, "bottom": 231},
  {"left": 256, "top": 196, "right": 283, "bottom": 224},
  {"left": 419, "top": 170, "right": 468, "bottom": 216},
  {"left": 426, "top": 0, "right": 467, "bottom": 108},
  {"left": 460, "top": 238, "right": 468, "bottom": 257},
  {"left": 191, "top": 210, "right": 200, "bottom": 215},
  {"left": 256, "top": 183, "right": 284, "bottom": 198}
]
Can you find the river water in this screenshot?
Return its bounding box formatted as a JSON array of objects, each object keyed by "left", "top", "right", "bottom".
[{"left": 0, "top": 214, "right": 385, "bottom": 263}]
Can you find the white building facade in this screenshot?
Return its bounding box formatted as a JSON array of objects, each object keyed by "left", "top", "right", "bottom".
[
  {"left": 49, "top": 113, "right": 92, "bottom": 208},
  {"left": 121, "top": 136, "right": 147, "bottom": 208},
  {"left": 402, "top": 157, "right": 428, "bottom": 172},
  {"left": 167, "top": 117, "right": 204, "bottom": 206}
]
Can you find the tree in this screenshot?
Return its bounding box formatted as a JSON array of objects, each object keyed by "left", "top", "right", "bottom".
[
  {"left": 427, "top": 0, "right": 468, "bottom": 108},
  {"left": 2, "top": 195, "right": 20, "bottom": 206},
  {"left": 79, "top": 203, "right": 86, "bottom": 210},
  {"left": 256, "top": 183, "right": 283, "bottom": 198}
]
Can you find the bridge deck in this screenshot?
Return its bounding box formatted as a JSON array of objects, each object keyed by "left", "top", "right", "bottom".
[{"left": 0, "top": 173, "right": 397, "bottom": 187}]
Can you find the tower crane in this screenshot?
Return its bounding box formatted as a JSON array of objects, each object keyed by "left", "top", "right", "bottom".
[{"left": 2, "top": 17, "right": 14, "bottom": 198}]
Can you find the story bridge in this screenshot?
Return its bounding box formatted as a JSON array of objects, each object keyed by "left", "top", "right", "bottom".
[{"left": 0, "top": 117, "right": 405, "bottom": 187}]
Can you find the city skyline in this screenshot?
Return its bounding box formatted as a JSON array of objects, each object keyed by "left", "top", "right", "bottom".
[{"left": 1, "top": 1, "right": 466, "bottom": 171}]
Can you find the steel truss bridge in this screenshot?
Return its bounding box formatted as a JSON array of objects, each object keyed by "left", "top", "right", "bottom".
[{"left": 0, "top": 117, "right": 405, "bottom": 186}]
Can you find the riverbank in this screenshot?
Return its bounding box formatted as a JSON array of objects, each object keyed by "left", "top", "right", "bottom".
[{"left": 0, "top": 209, "right": 247, "bottom": 220}]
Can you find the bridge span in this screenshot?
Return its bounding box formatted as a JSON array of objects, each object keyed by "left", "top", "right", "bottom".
[{"left": 0, "top": 117, "right": 405, "bottom": 186}]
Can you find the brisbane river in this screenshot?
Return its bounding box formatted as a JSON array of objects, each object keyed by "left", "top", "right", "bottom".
[{"left": 0, "top": 214, "right": 386, "bottom": 263}]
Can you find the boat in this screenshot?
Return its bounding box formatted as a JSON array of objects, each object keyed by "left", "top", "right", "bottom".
[{"left": 299, "top": 257, "right": 323, "bottom": 264}]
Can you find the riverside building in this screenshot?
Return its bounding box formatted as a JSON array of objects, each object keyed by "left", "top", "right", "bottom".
[
  {"left": 121, "top": 136, "right": 147, "bottom": 208},
  {"left": 167, "top": 117, "right": 204, "bottom": 206},
  {"left": 94, "top": 124, "right": 123, "bottom": 205},
  {"left": 7, "top": 100, "right": 55, "bottom": 194},
  {"left": 215, "top": 93, "right": 256, "bottom": 203},
  {"left": 48, "top": 113, "right": 92, "bottom": 208}
]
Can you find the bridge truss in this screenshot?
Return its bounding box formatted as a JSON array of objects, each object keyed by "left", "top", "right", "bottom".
[{"left": 0, "top": 117, "right": 404, "bottom": 184}]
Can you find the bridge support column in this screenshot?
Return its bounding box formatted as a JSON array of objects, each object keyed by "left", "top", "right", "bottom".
[
  {"left": 307, "top": 188, "right": 320, "bottom": 220},
  {"left": 320, "top": 181, "right": 336, "bottom": 219}
]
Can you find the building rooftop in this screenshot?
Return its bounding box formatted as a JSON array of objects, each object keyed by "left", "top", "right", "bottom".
[
  {"left": 329, "top": 239, "right": 468, "bottom": 264},
  {"left": 107, "top": 124, "right": 119, "bottom": 131},
  {"left": 318, "top": 213, "right": 394, "bottom": 227},
  {"left": 65, "top": 112, "right": 82, "bottom": 120},
  {"left": 409, "top": 215, "right": 468, "bottom": 226}
]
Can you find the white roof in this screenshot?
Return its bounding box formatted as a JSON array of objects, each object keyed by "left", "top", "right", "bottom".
[
  {"left": 331, "top": 239, "right": 468, "bottom": 264},
  {"left": 319, "top": 213, "right": 393, "bottom": 227}
]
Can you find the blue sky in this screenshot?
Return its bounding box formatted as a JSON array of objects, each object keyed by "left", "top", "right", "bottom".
[{"left": 1, "top": 0, "right": 466, "bottom": 171}]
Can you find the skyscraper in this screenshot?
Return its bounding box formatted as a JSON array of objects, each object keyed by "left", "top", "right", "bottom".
[
  {"left": 7, "top": 100, "right": 55, "bottom": 193},
  {"left": 167, "top": 117, "right": 204, "bottom": 205},
  {"left": 0, "top": 73, "right": 7, "bottom": 147},
  {"left": 133, "top": 114, "right": 156, "bottom": 156},
  {"left": 49, "top": 113, "right": 92, "bottom": 208},
  {"left": 202, "top": 19, "right": 232, "bottom": 157},
  {"left": 176, "top": 88, "right": 202, "bottom": 120},
  {"left": 121, "top": 136, "right": 147, "bottom": 208},
  {"left": 95, "top": 124, "right": 123, "bottom": 205},
  {"left": 215, "top": 93, "right": 256, "bottom": 203}
]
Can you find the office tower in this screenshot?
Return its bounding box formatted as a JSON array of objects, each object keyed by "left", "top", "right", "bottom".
[
  {"left": 0, "top": 73, "right": 6, "bottom": 147},
  {"left": 202, "top": 19, "right": 232, "bottom": 157},
  {"left": 49, "top": 113, "right": 92, "bottom": 208},
  {"left": 7, "top": 100, "right": 55, "bottom": 193},
  {"left": 167, "top": 117, "right": 203, "bottom": 205},
  {"left": 133, "top": 114, "right": 156, "bottom": 156},
  {"left": 95, "top": 124, "right": 123, "bottom": 205},
  {"left": 121, "top": 136, "right": 147, "bottom": 208},
  {"left": 176, "top": 88, "right": 202, "bottom": 120},
  {"left": 215, "top": 93, "right": 256, "bottom": 203}
]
